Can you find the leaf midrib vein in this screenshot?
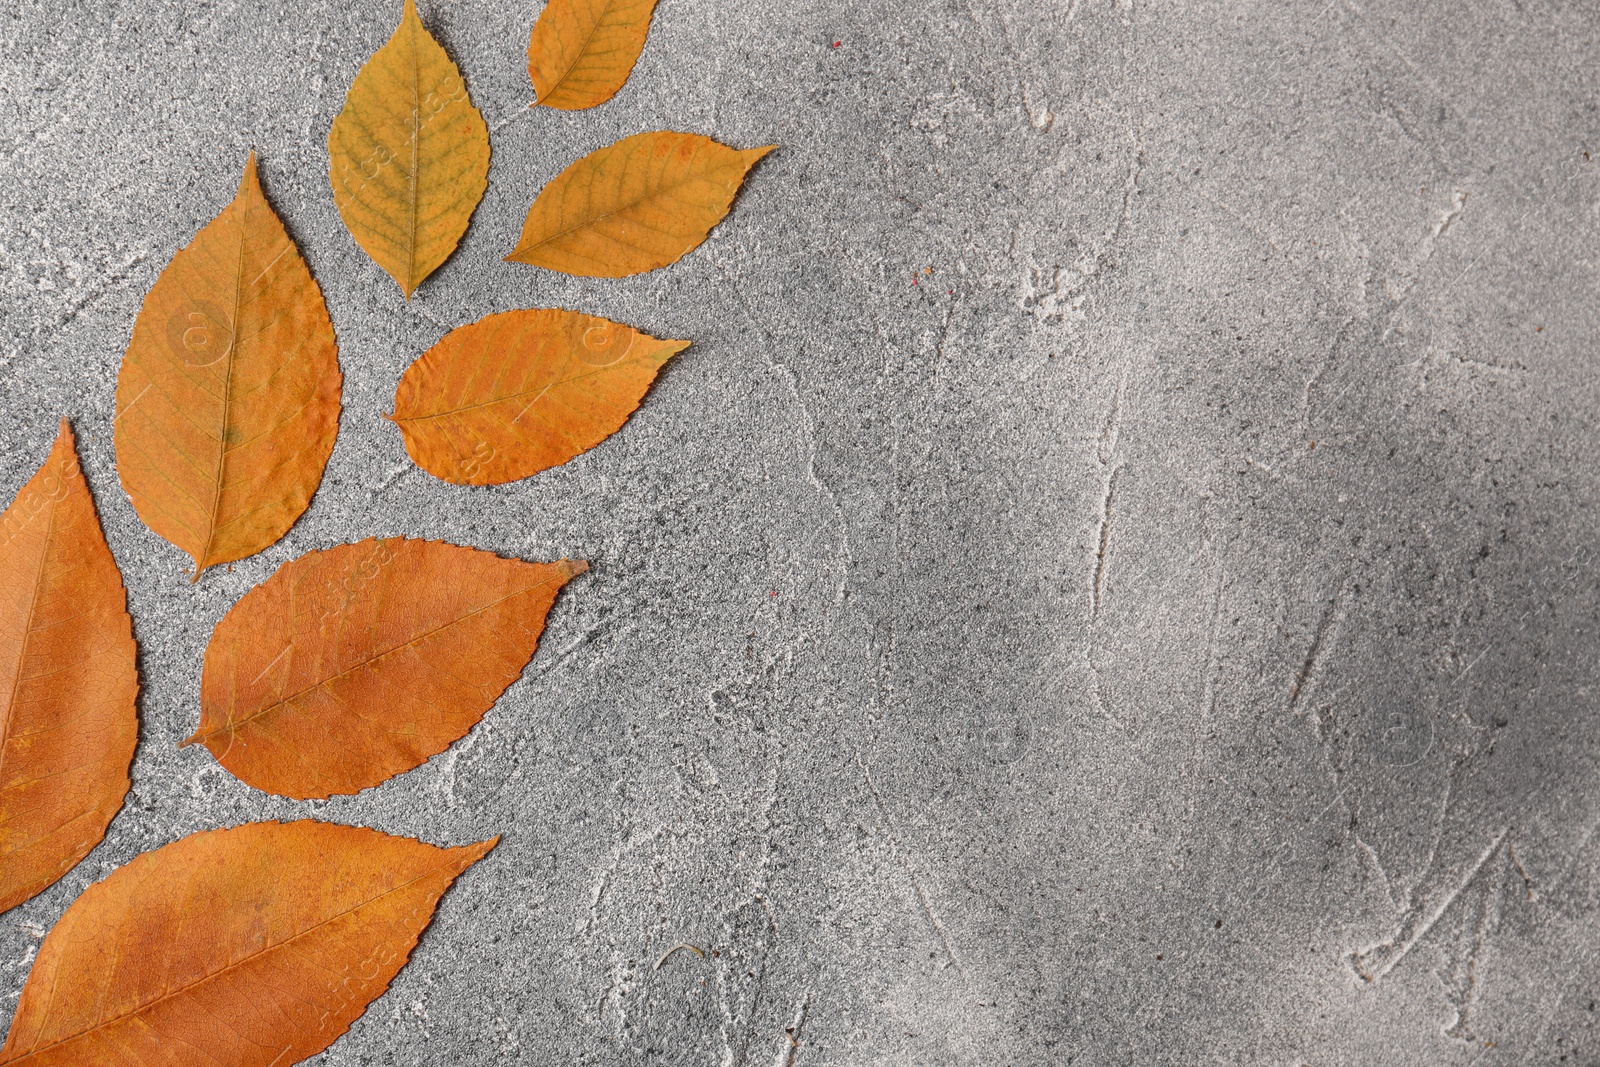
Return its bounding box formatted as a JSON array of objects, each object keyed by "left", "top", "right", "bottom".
[
  {"left": 542, "top": 0, "right": 621, "bottom": 101},
  {"left": 516, "top": 143, "right": 731, "bottom": 255},
  {"left": 0, "top": 485, "right": 61, "bottom": 800},
  {"left": 193, "top": 576, "right": 562, "bottom": 746},
  {"left": 397, "top": 358, "right": 659, "bottom": 423},
  {"left": 198, "top": 191, "right": 252, "bottom": 575}
]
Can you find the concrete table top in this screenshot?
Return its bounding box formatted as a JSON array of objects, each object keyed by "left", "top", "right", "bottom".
[{"left": 1, "top": 0, "right": 1596, "bottom": 1063}]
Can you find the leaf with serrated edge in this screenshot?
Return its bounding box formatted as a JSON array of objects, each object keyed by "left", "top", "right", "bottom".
[
  {"left": 0, "top": 821, "right": 493, "bottom": 1067},
  {"left": 329, "top": 0, "right": 491, "bottom": 298},
  {"left": 0, "top": 420, "right": 138, "bottom": 915},
  {"left": 115, "top": 153, "right": 342, "bottom": 581},
  {"left": 392, "top": 308, "right": 688, "bottom": 485},
  {"left": 528, "top": 0, "right": 662, "bottom": 110},
  {"left": 505, "top": 131, "right": 774, "bottom": 278},
  {"left": 187, "top": 538, "right": 585, "bottom": 799}
]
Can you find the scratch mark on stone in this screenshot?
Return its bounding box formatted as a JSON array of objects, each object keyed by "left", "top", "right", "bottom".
[
  {"left": 429, "top": 726, "right": 480, "bottom": 809},
  {"left": 1288, "top": 586, "right": 1342, "bottom": 715},
  {"left": 1098, "top": 359, "right": 1128, "bottom": 465},
  {"left": 531, "top": 617, "right": 615, "bottom": 678},
  {"left": 1089, "top": 353, "right": 1130, "bottom": 620},
  {"left": 1417, "top": 774, "right": 1455, "bottom": 890},
  {"left": 1090, "top": 465, "right": 1122, "bottom": 619},
  {"left": 490, "top": 102, "right": 538, "bottom": 133},
  {"left": 1356, "top": 835, "right": 1399, "bottom": 913},
  {"left": 368, "top": 463, "right": 413, "bottom": 500},
  {"left": 53, "top": 249, "right": 146, "bottom": 329},
  {"left": 721, "top": 264, "right": 852, "bottom": 617},
  {"left": 856, "top": 753, "right": 966, "bottom": 979},
  {"left": 1349, "top": 827, "right": 1510, "bottom": 981},
  {"left": 1508, "top": 836, "right": 1536, "bottom": 902},
  {"left": 585, "top": 833, "right": 629, "bottom": 939},
  {"left": 773, "top": 992, "right": 810, "bottom": 1067},
  {"left": 1433, "top": 189, "right": 1469, "bottom": 238},
  {"left": 405, "top": 297, "right": 454, "bottom": 335},
  {"left": 1442, "top": 840, "right": 1510, "bottom": 1041},
  {"left": 1452, "top": 645, "right": 1490, "bottom": 683},
  {"left": 1113, "top": 119, "right": 1146, "bottom": 246}
]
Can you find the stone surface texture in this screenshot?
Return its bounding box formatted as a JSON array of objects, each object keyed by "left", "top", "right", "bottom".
[{"left": 2, "top": 0, "right": 1599, "bottom": 1063}]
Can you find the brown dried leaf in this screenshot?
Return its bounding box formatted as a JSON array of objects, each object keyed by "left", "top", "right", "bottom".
[
  {"left": 114, "top": 153, "right": 342, "bottom": 581},
  {"left": 0, "top": 420, "right": 138, "bottom": 915},
  {"left": 391, "top": 308, "right": 688, "bottom": 485},
  {"left": 329, "top": 0, "right": 491, "bottom": 298},
  {"left": 0, "top": 820, "right": 493, "bottom": 1067},
  {"left": 188, "top": 538, "right": 585, "bottom": 799},
  {"left": 505, "top": 131, "right": 774, "bottom": 277},
  {"left": 528, "top": 0, "right": 662, "bottom": 110}
]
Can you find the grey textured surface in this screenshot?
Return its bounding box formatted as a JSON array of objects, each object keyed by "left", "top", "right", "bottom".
[{"left": 1, "top": 0, "right": 1599, "bottom": 1062}]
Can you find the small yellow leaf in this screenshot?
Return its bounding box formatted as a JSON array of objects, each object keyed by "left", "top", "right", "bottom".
[
  {"left": 328, "top": 0, "right": 490, "bottom": 298},
  {"left": 506, "top": 131, "right": 774, "bottom": 278},
  {"left": 115, "top": 153, "right": 342, "bottom": 580},
  {"left": 528, "top": 0, "right": 662, "bottom": 110},
  {"left": 393, "top": 308, "right": 688, "bottom": 485}
]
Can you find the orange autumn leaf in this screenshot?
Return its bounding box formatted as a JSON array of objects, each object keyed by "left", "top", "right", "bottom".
[
  {"left": 0, "top": 821, "right": 493, "bottom": 1067},
  {"left": 188, "top": 539, "right": 585, "bottom": 799},
  {"left": 114, "top": 153, "right": 342, "bottom": 581},
  {"left": 528, "top": 0, "right": 662, "bottom": 110},
  {"left": 505, "top": 131, "right": 774, "bottom": 277},
  {"left": 392, "top": 308, "right": 688, "bottom": 485},
  {"left": 329, "top": 0, "right": 490, "bottom": 298},
  {"left": 0, "top": 420, "right": 138, "bottom": 915}
]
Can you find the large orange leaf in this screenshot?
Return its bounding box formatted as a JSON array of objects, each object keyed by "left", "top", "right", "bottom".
[
  {"left": 0, "top": 420, "right": 138, "bottom": 915},
  {"left": 187, "top": 539, "right": 585, "bottom": 799},
  {"left": 114, "top": 153, "right": 342, "bottom": 581},
  {"left": 0, "top": 820, "right": 493, "bottom": 1067},
  {"left": 528, "top": 0, "right": 662, "bottom": 110},
  {"left": 329, "top": 0, "right": 490, "bottom": 298},
  {"left": 505, "top": 131, "right": 774, "bottom": 277},
  {"left": 391, "top": 308, "right": 688, "bottom": 485}
]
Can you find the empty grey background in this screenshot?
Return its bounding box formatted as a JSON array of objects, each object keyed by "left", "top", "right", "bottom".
[{"left": 2, "top": 0, "right": 1598, "bottom": 1062}]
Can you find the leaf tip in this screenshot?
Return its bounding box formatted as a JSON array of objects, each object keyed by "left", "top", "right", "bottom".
[
  {"left": 456, "top": 835, "right": 500, "bottom": 866},
  {"left": 241, "top": 149, "right": 261, "bottom": 192},
  {"left": 562, "top": 559, "right": 590, "bottom": 579}
]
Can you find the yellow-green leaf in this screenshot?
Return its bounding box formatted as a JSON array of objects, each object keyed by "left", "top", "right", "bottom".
[
  {"left": 528, "top": 0, "right": 662, "bottom": 110},
  {"left": 328, "top": 0, "right": 490, "bottom": 298},
  {"left": 115, "top": 153, "right": 342, "bottom": 580},
  {"left": 505, "top": 131, "right": 774, "bottom": 278},
  {"left": 393, "top": 308, "right": 688, "bottom": 485}
]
